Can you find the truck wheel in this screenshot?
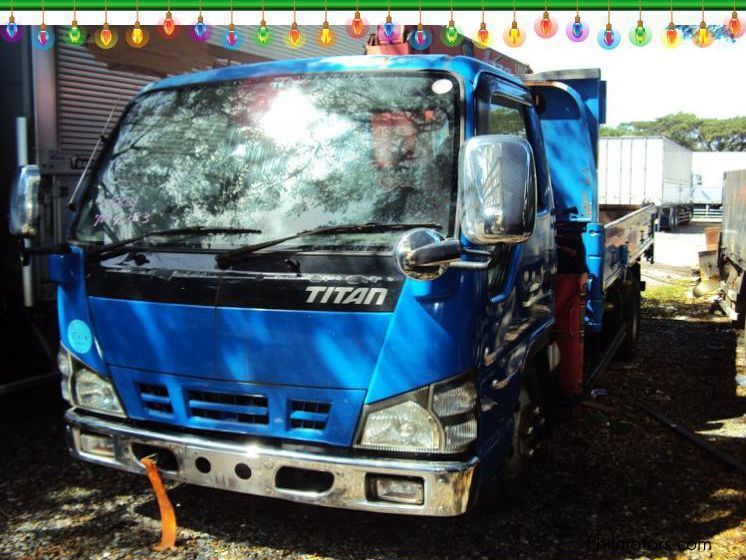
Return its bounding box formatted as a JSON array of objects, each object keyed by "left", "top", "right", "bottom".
[
  {"left": 618, "top": 274, "right": 641, "bottom": 360},
  {"left": 479, "top": 364, "right": 544, "bottom": 510}
]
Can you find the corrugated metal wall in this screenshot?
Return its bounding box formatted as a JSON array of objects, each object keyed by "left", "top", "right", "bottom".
[{"left": 55, "top": 31, "right": 155, "bottom": 155}]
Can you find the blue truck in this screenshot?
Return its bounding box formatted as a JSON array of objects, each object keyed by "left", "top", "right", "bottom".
[{"left": 9, "top": 46, "right": 654, "bottom": 516}]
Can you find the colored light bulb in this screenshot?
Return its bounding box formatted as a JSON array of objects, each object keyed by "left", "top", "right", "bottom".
[
  {"left": 6, "top": 15, "right": 17, "bottom": 38},
  {"left": 509, "top": 22, "right": 521, "bottom": 45},
  {"left": 666, "top": 23, "right": 678, "bottom": 45},
  {"left": 477, "top": 22, "right": 489, "bottom": 45},
  {"left": 257, "top": 20, "right": 269, "bottom": 44},
  {"left": 163, "top": 10, "right": 175, "bottom": 36},
  {"left": 194, "top": 15, "right": 206, "bottom": 38},
  {"left": 69, "top": 21, "right": 81, "bottom": 43},
  {"left": 351, "top": 10, "right": 364, "bottom": 36},
  {"left": 698, "top": 22, "right": 709, "bottom": 44},
  {"left": 37, "top": 25, "right": 48, "bottom": 46},
  {"left": 634, "top": 23, "right": 645, "bottom": 43},
  {"left": 567, "top": 15, "right": 588, "bottom": 42},
  {"left": 445, "top": 20, "right": 458, "bottom": 44},
  {"left": 572, "top": 21, "right": 583, "bottom": 38},
  {"left": 604, "top": 27, "right": 613, "bottom": 45},
  {"left": 415, "top": 24, "right": 425, "bottom": 46},
  {"left": 383, "top": 16, "right": 394, "bottom": 39},
  {"left": 540, "top": 12, "right": 552, "bottom": 35},
  {"left": 729, "top": 12, "right": 742, "bottom": 36},
  {"left": 227, "top": 23, "right": 237, "bottom": 46},
  {"left": 289, "top": 22, "right": 300, "bottom": 46},
  {"left": 131, "top": 22, "right": 143, "bottom": 45},
  {"left": 100, "top": 24, "right": 112, "bottom": 46},
  {"left": 320, "top": 22, "right": 332, "bottom": 45}
]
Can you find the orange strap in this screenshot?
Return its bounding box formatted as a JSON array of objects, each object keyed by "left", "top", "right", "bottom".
[{"left": 140, "top": 457, "right": 177, "bottom": 550}]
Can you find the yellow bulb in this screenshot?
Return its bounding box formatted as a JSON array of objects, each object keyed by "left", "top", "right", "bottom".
[
  {"left": 320, "top": 23, "right": 332, "bottom": 45},
  {"left": 509, "top": 27, "right": 520, "bottom": 44},
  {"left": 132, "top": 23, "right": 143, "bottom": 45}
]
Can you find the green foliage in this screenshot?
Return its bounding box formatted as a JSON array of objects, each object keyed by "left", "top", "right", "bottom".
[{"left": 601, "top": 113, "right": 746, "bottom": 152}]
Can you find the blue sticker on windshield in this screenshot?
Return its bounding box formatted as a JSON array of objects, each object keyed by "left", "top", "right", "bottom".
[{"left": 68, "top": 320, "right": 93, "bottom": 354}]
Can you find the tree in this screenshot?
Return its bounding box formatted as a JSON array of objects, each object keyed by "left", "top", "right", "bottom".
[{"left": 600, "top": 113, "right": 746, "bottom": 152}]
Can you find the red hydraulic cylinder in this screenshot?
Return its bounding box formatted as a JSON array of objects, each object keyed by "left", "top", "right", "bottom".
[{"left": 553, "top": 273, "right": 588, "bottom": 396}]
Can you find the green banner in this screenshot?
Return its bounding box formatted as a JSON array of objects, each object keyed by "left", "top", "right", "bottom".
[{"left": 1, "top": 1, "right": 740, "bottom": 10}]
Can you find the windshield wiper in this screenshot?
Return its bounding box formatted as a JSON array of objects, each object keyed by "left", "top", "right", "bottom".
[
  {"left": 215, "top": 222, "right": 440, "bottom": 269},
  {"left": 89, "top": 226, "right": 262, "bottom": 261}
]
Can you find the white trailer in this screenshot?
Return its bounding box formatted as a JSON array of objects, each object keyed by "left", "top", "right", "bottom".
[{"left": 598, "top": 136, "right": 693, "bottom": 230}]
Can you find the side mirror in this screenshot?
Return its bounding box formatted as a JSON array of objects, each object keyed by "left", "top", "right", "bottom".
[
  {"left": 394, "top": 228, "right": 492, "bottom": 281},
  {"left": 8, "top": 165, "right": 41, "bottom": 238},
  {"left": 459, "top": 135, "right": 537, "bottom": 245}
]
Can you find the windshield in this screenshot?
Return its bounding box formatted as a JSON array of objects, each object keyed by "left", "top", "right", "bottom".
[{"left": 74, "top": 72, "right": 461, "bottom": 252}]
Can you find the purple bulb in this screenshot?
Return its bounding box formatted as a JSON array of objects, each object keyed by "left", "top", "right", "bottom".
[
  {"left": 572, "top": 22, "right": 583, "bottom": 38},
  {"left": 6, "top": 21, "right": 17, "bottom": 38}
]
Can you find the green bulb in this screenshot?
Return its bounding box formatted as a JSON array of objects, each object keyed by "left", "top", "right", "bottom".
[
  {"left": 635, "top": 25, "right": 647, "bottom": 43},
  {"left": 257, "top": 24, "right": 269, "bottom": 44},
  {"left": 446, "top": 25, "right": 458, "bottom": 44},
  {"left": 69, "top": 24, "right": 81, "bottom": 44}
]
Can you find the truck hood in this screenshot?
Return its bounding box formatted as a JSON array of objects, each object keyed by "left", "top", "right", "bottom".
[{"left": 86, "top": 252, "right": 398, "bottom": 390}]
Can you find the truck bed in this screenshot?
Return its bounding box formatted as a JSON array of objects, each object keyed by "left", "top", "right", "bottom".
[{"left": 600, "top": 204, "right": 656, "bottom": 290}]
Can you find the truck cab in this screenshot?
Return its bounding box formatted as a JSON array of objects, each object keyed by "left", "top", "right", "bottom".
[{"left": 9, "top": 52, "right": 650, "bottom": 516}]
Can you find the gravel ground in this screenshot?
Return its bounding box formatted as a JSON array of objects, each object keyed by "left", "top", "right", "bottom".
[{"left": 1, "top": 263, "right": 744, "bottom": 560}]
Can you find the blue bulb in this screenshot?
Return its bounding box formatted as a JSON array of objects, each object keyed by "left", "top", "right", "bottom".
[
  {"left": 572, "top": 22, "right": 583, "bottom": 38},
  {"left": 383, "top": 21, "right": 395, "bottom": 38},
  {"left": 6, "top": 21, "right": 17, "bottom": 38},
  {"left": 194, "top": 22, "right": 206, "bottom": 37}
]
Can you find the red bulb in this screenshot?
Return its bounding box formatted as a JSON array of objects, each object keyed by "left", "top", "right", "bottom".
[
  {"left": 100, "top": 26, "right": 112, "bottom": 46},
  {"left": 731, "top": 17, "right": 741, "bottom": 36},
  {"left": 477, "top": 27, "right": 489, "bottom": 44},
  {"left": 289, "top": 25, "right": 301, "bottom": 46},
  {"left": 604, "top": 29, "right": 613, "bottom": 45},
  {"left": 351, "top": 11, "right": 364, "bottom": 36},
  {"left": 163, "top": 12, "right": 175, "bottom": 36},
  {"left": 666, "top": 27, "right": 678, "bottom": 44},
  {"left": 540, "top": 16, "right": 552, "bottom": 36}
]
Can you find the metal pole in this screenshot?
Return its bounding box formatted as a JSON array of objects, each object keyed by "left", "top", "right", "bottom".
[{"left": 16, "top": 117, "right": 34, "bottom": 308}]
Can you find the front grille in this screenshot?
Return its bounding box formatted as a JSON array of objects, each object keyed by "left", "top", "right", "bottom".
[
  {"left": 187, "top": 390, "right": 269, "bottom": 425},
  {"left": 289, "top": 400, "right": 331, "bottom": 430},
  {"left": 138, "top": 383, "right": 173, "bottom": 415}
]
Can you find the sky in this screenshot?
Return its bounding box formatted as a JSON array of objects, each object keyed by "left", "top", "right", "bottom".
[{"left": 14, "top": 9, "right": 746, "bottom": 126}]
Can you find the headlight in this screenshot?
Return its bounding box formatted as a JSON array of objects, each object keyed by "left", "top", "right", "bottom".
[
  {"left": 357, "top": 373, "right": 478, "bottom": 454},
  {"left": 73, "top": 369, "right": 126, "bottom": 417},
  {"left": 57, "top": 347, "right": 73, "bottom": 404},
  {"left": 359, "top": 399, "right": 440, "bottom": 452}
]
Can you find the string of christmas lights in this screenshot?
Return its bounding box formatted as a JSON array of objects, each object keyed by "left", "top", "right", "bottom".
[{"left": 3, "top": 2, "right": 744, "bottom": 49}]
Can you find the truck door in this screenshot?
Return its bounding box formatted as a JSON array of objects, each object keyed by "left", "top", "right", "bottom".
[{"left": 474, "top": 74, "right": 557, "bottom": 458}]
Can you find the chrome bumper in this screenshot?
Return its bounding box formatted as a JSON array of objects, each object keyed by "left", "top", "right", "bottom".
[{"left": 65, "top": 410, "right": 478, "bottom": 516}]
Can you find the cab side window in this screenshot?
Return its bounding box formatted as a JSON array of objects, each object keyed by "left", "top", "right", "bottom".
[{"left": 488, "top": 101, "right": 527, "bottom": 138}]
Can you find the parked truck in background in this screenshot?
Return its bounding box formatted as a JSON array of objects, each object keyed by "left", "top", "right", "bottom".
[
  {"left": 9, "top": 39, "right": 654, "bottom": 514},
  {"left": 598, "top": 136, "right": 693, "bottom": 230},
  {"left": 712, "top": 169, "right": 746, "bottom": 325}
]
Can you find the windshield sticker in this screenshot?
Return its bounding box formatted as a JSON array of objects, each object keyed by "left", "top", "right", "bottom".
[
  {"left": 93, "top": 195, "right": 151, "bottom": 227},
  {"left": 68, "top": 319, "right": 93, "bottom": 354}
]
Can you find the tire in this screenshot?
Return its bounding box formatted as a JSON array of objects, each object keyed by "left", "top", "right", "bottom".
[
  {"left": 479, "top": 363, "right": 544, "bottom": 510},
  {"left": 618, "top": 271, "right": 641, "bottom": 360}
]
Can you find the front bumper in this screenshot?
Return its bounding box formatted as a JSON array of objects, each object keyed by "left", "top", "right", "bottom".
[{"left": 66, "top": 410, "right": 478, "bottom": 516}]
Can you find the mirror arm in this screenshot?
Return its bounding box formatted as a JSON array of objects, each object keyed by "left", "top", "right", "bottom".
[
  {"left": 19, "top": 243, "right": 71, "bottom": 266},
  {"left": 448, "top": 258, "right": 492, "bottom": 270}
]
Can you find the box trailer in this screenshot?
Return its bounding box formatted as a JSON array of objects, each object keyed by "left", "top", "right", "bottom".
[{"left": 598, "top": 136, "right": 693, "bottom": 230}]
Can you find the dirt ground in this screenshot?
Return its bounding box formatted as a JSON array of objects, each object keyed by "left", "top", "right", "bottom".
[{"left": 1, "top": 231, "right": 744, "bottom": 560}]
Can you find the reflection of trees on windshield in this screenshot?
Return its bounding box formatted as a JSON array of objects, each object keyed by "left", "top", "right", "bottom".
[{"left": 76, "top": 73, "right": 459, "bottom": 247}]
